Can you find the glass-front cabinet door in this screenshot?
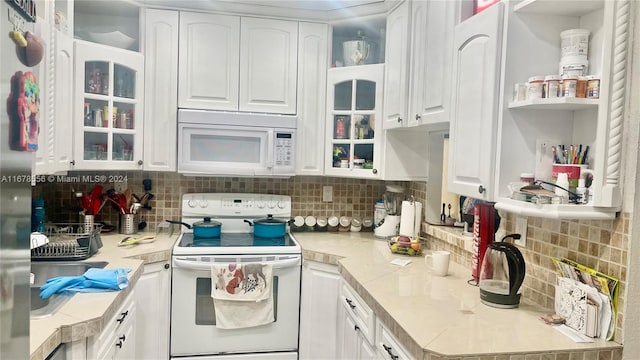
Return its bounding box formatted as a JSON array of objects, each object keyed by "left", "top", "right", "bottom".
[
  {"left": 74, "top": 40, "right": 144, "bottom": 170},
  {"left": 325, "top": 64, "right": 384, "bottom": 178}
]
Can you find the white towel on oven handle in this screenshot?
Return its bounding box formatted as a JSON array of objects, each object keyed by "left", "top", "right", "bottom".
[{"left": 210, "top": 263, "right": 274, "bottom": 329}]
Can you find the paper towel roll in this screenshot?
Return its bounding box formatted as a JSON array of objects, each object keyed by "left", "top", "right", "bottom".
[
  {"left": 413, "top": 201, "right": 423, "bottom": 237},
  {"left": 399, "top": 201, "right": 416, "bottom": 237}
]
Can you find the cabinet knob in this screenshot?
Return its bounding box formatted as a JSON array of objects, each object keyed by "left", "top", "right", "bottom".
[
  {"left": 478, "top": 185, "right": 485, "bottom": 194},
  {"left": 70, "top": 160, "right": 75, "bottom": 166},
  {"left": 116, "top": 310, "right": 129, "bottom": 324},
  {"left": 345, "top": 298, "right": 356, "bottom": 310},
  {"left": 397, "top": 117, "right": 402, "bottom": 123},
  {"left": 116, "top": 335, "right": 126, "bottom": 348},
  {"left": 372, "top": 169, "right": 378, "bottom": 174},
  {"left": 164, "top": 263, "right": 170, "bottom": 270},
  {"left": 137, "top": 160, "right": 143, "bottom": 166},
  {"left": 415, "top": 114, "right": 421, "bottom": 121},
  {"left": 382, "top": 344, "right": 399, "bottom": 360}
]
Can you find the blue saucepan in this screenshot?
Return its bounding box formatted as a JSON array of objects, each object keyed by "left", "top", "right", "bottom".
[
  {"left": 244, "top": 215, "right": 292, "bottom": 238},
  {"left": 166, "top": 217, "right": 221, "bottom": 238}
]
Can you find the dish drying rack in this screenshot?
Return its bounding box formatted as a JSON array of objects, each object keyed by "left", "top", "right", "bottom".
[{"left": 31, "top": 223, "right": 103, "bottom": 261}]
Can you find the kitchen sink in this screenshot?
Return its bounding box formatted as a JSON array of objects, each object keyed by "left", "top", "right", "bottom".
[{"left": 30, "top": 261, "right": 108, "bottom": 319}]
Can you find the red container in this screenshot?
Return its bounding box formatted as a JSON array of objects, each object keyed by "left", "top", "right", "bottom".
[{"left": 471, "top": 202, "right": 496, "bottom": 283}]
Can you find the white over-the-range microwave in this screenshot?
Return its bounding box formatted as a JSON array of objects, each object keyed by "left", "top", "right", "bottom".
[{"left": 178, "top": 109, "right": 296, "bottom": 177}]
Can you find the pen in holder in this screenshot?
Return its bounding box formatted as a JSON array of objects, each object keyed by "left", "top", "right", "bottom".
[{"left": 119, "top": 214, "right": 138, "bottom": 235}]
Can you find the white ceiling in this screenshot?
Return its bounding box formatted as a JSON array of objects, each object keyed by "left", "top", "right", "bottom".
[{"left": 217, "top": 0, "right": 384, "bottom": 11}]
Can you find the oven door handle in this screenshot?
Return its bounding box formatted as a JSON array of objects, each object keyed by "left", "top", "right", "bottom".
[{"left": 173, "top": 257, "right": 301, "bottom": 271}]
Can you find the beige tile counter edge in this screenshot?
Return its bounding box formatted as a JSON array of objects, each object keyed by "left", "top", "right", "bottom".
[
  {"left": 293, "top": 231, "right": 623, "bottom": 360},
  {"left": 30, "top": 232, "right": 178, "bottom": 360}
]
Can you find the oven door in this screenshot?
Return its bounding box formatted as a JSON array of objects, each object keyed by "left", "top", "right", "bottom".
[{"left": 170, "top": 254, "right": 301, "bottom": 357}]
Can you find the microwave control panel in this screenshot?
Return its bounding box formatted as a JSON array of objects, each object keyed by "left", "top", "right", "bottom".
[{"left": 275, "top": 132, "right": 294, "bottom": 166}]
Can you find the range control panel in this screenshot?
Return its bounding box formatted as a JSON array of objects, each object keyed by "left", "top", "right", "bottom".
[{"left": 181, "top": 193, "right": 291, "bottom": 218}]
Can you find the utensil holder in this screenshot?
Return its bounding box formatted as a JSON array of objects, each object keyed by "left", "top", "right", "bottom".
[
  {"left": 119, "top": 214, "right": 138, "bottom": 235},
  {"left": 81, "top": 214, "right": 95, "bottom": 234}
]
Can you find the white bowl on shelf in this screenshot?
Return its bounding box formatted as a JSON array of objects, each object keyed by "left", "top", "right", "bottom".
[{"left": 86, "top": 31, "right": 135, "bottom": 49}]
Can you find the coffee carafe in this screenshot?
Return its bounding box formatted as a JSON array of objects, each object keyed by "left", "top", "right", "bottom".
[{"left": 479, "top": 234, "right": 525, "bottom": 308}]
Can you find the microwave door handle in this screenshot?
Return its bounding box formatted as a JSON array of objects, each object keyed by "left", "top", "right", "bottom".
[
  {"left": 267, "top": 130, "right": 274, "bottom": 170},
  {"left": 173, "top": 257, "right": 300, "bottom": 271}
]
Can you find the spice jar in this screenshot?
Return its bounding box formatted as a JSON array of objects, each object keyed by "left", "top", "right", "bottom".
[
  {"left": 304, "top": 216, "right": 317, "bottom": 232},
  {"left": 291, "top": 216, "right": 305, "bottom": 232},
  {"left": 586, "top": 75, "right": 600, "bottom": 99},
  {"left": 527, "top": 76, "right": 544, "bottom": 100},
  {"left": 561, "top": 75, "right": 578, "bottom": 97},
  {"left": 327, "top": 216, "right": 339, "bottom": 232},
  {"left": 576, "top": 76, "right": 588, "bottom": 98},
  {"left": 543, "top": 75, "right": 561, "bottom": 98},
  {"left": 338, "top": 216, "right": 351, "bottom": 232},
  {"left": 315, "top": 216, "right": 328, "bottom": 232}
]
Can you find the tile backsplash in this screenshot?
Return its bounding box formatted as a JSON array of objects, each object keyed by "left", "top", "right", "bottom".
[{"left": 33, "top": 172, "right": 628, "bottom": 343}]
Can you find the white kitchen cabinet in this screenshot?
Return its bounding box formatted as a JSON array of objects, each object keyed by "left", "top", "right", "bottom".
[
  {"left": 178, "top": 12, "right": 240, "bottom": 111},
  {"left": 178, "top": 13, "right": 298, "bottom": 114},
  {"left": 336, "top": 280, "right": 376, "bottom": 360},
  {"left": 299, "top": 261, "right": 340, "bottom": 360},
  {"left": 239, "top": 17, "right": 298, "bottom": 114},
  {"left": 134, "top": 261, "right": 171, "bottom": 360},
  {"left": 87, "top": 290, "right": 137, "bottom": 360},
  {"left": 407, "top": 0, "right": 457, "bottom": 129},
  {"left": 295, "top": 22, "right": 329, "bottom": 176},
  {"left": 142, "top": 8, "right": 179, "bottom": 172},
  {"left": 325, "top": 64, "right": 383, "bottom": 178},
  {"left": 447, "top": 2, "right": 504, "bottom": 200},
  {"left": 382, "top": 0, "right": 410, "bottom": 130},
  {"left": 376, "top": 320, "right": 414, "bottom": 360},
  {"left": 73, "top": 40, "right": 144, "bottom": 170},
  {"left": 34, "top": 19, "right": 74, "bottom": 176}
]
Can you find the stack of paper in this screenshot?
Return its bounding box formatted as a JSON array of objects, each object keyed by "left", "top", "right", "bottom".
[{"left": 553, "top": 257, "right": 619, "bottom": 340}]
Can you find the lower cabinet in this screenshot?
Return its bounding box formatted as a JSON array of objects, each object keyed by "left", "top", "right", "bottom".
[
  {"left": 337, "top": 280, "right": 376, "bottom": 360},
  {"left": 134, "top": 261, "right": 171, "bottom": 360},
  {"left": 87, "top": 290, "right": 137, "bottom": 360},
  {"left": 376, "top": 320, "right": 414, "bottom": 360},
  {"left": 299, "top": 261, "right": 341, "bottom": 360}
]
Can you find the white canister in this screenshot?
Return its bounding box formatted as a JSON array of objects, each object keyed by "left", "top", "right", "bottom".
[
  {"left": 526, "top": 76, "right": 544, "bottom": 100},
  {"left": 560, "top": 29, "right": 590, "bottom": 59},
  {"left": 374, "top": 200, "right": 386, "bottom": 227}
]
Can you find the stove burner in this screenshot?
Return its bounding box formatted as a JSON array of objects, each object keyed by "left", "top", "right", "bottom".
[{"left": 178, "top": 232, "right": 296, "bottom": 248}]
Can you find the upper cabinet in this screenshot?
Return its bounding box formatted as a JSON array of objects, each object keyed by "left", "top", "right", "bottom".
[
  {"left": 449, "top": 0, "right": 631, "bottom": 219},
  {"left": 142, "top": 9, "right": 179, "bottom": 172},
  {"left": 383, "top": 0, "right": 457, "bottom": 130},
  {"left": 447, "top": 3, "right": 504, "bottom": 201},
  {"left": 73, "top": 41, "right": 144, "bottom": 170},
  {"left": 178, "top": 12, "right": 298, "bottom": 114}
]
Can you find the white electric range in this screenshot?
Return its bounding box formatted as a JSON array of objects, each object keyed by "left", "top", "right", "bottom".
[{"left": 170, "top": 193, "right": 301, "bottom": 359}]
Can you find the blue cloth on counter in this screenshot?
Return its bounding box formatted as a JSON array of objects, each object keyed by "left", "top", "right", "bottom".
[{"left": 40, "top": 268, "right": 131, "bottom": 299}]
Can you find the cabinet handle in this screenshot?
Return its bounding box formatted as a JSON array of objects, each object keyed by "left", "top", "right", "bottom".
[
  {"left": 354, "top": 324, "right": 360, "bottom": 331},
  {"left": 164, "top": 263, "right": 170, "bottom": 270},
  {"left": 397, "top": 117, "right": 402, "bottom": 123},
  {"left": 116, "top": 310, "right": 129, "bottom": 324},
  {"left": 115, "top": 335, "right": 126, "bottom": 348},
  {"left": 382, "top": 344, "right": 399, "bottom": 360},
  {"left": 415, "top": 114, "right": 421, "bottom": 121},
  {"left": 70, "top": 160, "right": 75, "bottom": 166},
  {"left": 345, "top": 298, "right": 356, "bottom": 310},
  {"left": 372, "top": 169, "right": 378, "bottom": 174},
  {"left": 137, "top": 160, "right": 143, "bottom": 166},
  {"left": 478, "top": 185, "right": 485, "bottom": 194}
]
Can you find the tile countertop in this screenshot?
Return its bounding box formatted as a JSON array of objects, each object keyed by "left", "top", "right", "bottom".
[
  {"left": 29, "top": 231, "right": 178, "bottom": 360},
  {"left": 292, "top": 231, "right": 622, "bottom": 359}
]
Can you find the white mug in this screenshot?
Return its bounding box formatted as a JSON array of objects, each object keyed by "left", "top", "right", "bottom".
[{"left": 424, "top": 250, "right": 451, "bottom": 277}]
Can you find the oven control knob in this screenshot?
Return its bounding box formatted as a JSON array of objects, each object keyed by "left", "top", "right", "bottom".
[
  {"left": 188, "top": 199, "right": 198, "bottom": 208},
  {"left": 199, "top": 200, "right": 208, "bottom": 208},
  {"left": 256, "top": 201, "right": 265, "bottom": 209},
  {"left": 267, "top": 201, "right": 276, "bottom": 209},
  {"left": 277, "top": 201, "right": 286, "bottom": 209}
]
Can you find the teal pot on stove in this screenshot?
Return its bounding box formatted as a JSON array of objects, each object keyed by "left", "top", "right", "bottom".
[
  {"left": 244, "top": 215, "right": 292, "bottom": 238},
  {"left": 166, "top": 217, "right": 221, "bottom": 238}
]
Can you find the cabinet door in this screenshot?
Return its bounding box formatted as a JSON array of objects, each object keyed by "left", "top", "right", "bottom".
[
  {"left": 383, "top": 0, "right": 410, "bottom": 129},
  {"left": 408, "top": 0, "right": 456, "bottom": 129},
  {"left": 143, "top": 9, "right": 178, "bottom": 171},
  {"left": 34, "top": 19, "right": 53, "bottom": 175},
  {"left": 325, "top": 64, "right": 384, "bottom": 179},
  {"left": 73, "top": 41, "right": 144, "bottom": 170},
  {"left": 296, "top": 22, "right": 328, "bottom": 176},
  {"left": 299, "top": 261, "right": 340, "bottom": 360},
  {"left": 239, "top": 17, "right": 298, "bottom": 114},
  {"left": 115, "top": 302, "right": 137, "bottom": 360},
  {"left": 178, "top": 12, "right": 240, "bottom": 111},
  {"left": 337, "top": 307, "right": 359, "bottom": 360},
  {"left": 448, "top": 3, "right": 504, "bottom": 200},
  {"left": 53, "top": 31, "right": 74, "bottom": 171},
  {"left": 134, "top": 262, "right": 171, "bottom": 360}
]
